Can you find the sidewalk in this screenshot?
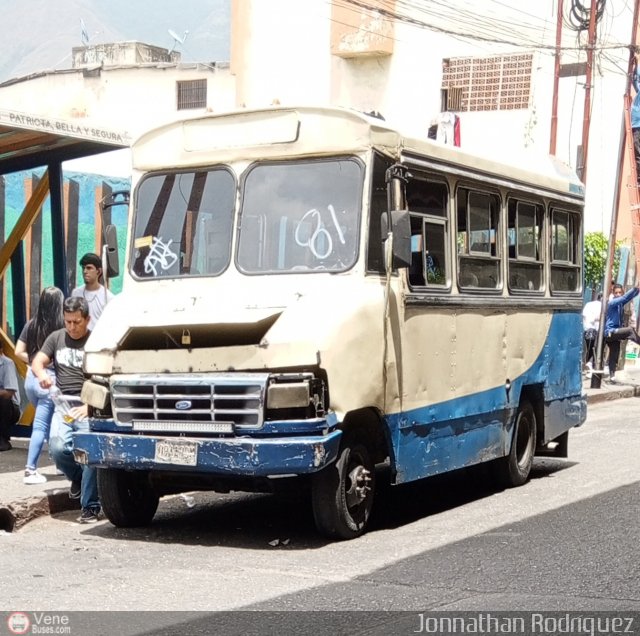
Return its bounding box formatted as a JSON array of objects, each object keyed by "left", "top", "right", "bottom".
[
  {"left": 1, "top": 368, "right": 639, "bottom": 533},
  {"left": 582, "top": 363, "right": 640, "bottom": 404},
  {"left": 0, "top": 439, "right": 80, "bottom": 533}
]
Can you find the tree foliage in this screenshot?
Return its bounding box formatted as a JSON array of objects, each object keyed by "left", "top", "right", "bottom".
[{"left": 584, "top": 231, "right": 620, "bottom": 293}]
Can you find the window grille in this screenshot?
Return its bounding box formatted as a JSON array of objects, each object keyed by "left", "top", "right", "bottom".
[
  {"left": 177, "top": 79, "right": 207, "bottom": 110},
  {"left": 441, "top": 53, "right": 532, "bottom": 112},
  {"left": 441, "top": 87, "right": 464, "bottom": 112}
]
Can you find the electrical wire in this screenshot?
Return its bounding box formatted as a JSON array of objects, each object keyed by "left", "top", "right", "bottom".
[
  {"left": 332, "top": 0, "right": 631, "bottom": 55},
  {"left": 567, "top": 0, "right": 606, "bottom": 32}
]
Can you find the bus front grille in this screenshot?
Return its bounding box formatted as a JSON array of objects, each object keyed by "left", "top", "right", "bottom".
[{"left": 111, "top": 373, "right": 268, "bottom": 429}]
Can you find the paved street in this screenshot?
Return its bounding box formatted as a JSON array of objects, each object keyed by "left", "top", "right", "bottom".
[{"left": 1, "top": 397, "right": 639, "bottom": 622}]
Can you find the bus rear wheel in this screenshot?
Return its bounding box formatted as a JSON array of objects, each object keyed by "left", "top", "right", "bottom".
[
  {"left": 311, "top": 438, "right": 375, "bottom": 540},
  {"left": 493, "top": 400, "right": 536, "bottom": 488},
  {"left": 98, "top": 468, "right": 159, "bottom": 527}
]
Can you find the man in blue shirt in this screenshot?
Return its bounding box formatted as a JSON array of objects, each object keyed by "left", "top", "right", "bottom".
[
  {"left": 605, "top": 283, "right": 640, "bottom": 382},
  {"left": 632, "top": 63, "right": 640, "bottom": 182}
]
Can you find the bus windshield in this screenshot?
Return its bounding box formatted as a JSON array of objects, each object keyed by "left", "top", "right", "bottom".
[
  {"left": 237, "top": 158, "right": 363, "bottom": 273},
  {"left": 131, "top": 168, "right": 236, "bottom": 279}
]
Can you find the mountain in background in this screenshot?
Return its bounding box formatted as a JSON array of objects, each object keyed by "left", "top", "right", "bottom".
[{"left": 0, "top": 0, "right": 231, "bottom": 83}]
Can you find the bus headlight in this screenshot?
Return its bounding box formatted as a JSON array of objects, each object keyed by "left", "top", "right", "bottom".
[
  {"left": 266, "top": 374, "right": 326, "bottom": 418},
  {"left": 81, "top": 380, "right": 110, "bottom": 410},
  {"left": 267, "top": 382, "right": 310, "bottom": 409}
]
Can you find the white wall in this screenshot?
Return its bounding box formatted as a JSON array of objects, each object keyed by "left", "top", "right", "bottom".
[
  {"left": 233, "top": 0, "right": 634, "bottom": 234},
  {"left": 0, "top": 64, "right": 235, "bottom": 140},
  {"left": 234, "top": 0, "right": 332, "bottom": 107}
]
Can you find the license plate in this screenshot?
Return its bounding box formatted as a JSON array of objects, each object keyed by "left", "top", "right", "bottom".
[{"left": 155, "top": 439, "right": 198, "bottom": 466}]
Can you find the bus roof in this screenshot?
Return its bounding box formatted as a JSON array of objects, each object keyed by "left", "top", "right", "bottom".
[{"left": 131, "top": 105, "right": 584, "bottom": 200}]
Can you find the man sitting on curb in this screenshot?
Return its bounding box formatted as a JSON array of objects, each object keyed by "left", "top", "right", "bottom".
[{"left": 31, "top": 296, "right": 100, "bottom": 523}]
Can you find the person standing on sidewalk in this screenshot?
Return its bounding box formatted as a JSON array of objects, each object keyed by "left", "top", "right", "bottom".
[
  {"left": 604, "top": 284, "right": 640, "bottom": 383},
  {"left": 0, "top": 352, "right": 21, "bottom": 451},
  {"left": 582, "top": 292, "right": 602, "bottom": 372},
  {"left": 31, "top": 296, "right": 100, "bottom": 523},
  {"left": 15, "top": 286, "right": 65, "bottom": 484},
  {"left": 71, "top": 253, "right": 114, "bottom": 330}
]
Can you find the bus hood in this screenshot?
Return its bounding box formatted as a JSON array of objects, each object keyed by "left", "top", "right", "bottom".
[
  {"left": 85, "top": 281, "right": 386, "bottom": 414},
  {"left": 86, "top": 289, "right": 286, "bottom": 353}
]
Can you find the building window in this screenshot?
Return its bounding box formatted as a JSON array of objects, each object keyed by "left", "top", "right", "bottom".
[
  {"left": 442, "top": 53, "right": 532, "bottom": 112},
  {"left": 177, "top": 79, "right": 207, "bottom": 110}
]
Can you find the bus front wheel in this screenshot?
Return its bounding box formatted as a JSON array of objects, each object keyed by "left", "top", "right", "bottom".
[
  {"left": 493, "top": 400, "right": 536, "bottom": 488},
  {"left": 98, "top": 468, "right": 159, "bottom": 527},
  {"left": 311, "top": 438, "right": 375, "bottom": 540}
]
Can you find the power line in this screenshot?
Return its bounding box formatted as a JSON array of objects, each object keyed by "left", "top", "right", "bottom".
[{"left": 333, "top": 0, "right": 633, "bottom": 55}]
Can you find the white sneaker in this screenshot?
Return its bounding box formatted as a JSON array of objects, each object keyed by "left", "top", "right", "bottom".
[{"left": 23, "top": 469, "right": 47, "bottom": 485}]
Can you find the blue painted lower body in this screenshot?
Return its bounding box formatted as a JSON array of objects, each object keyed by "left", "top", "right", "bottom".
[
  {"left": 387, "top": 311, "right": 586, "bottom": 484},
  {"left": 73, "top": 427, "right": 342, "bottom": 477}
]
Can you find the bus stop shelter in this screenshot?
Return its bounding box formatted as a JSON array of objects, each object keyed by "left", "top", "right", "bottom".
[{"left": 0, "top": 109, "right": 129, "bottom": 413}]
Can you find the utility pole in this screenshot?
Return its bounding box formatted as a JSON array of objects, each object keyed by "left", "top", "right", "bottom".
[
  {"left": 549, "top": 0, "right": 563, "bottom": 155},
  {"left": 579, "top": 0, "right": 599, "bottom": 185},
  {"left": 591, "top": 0, "right": 640, "bottom": 389}
]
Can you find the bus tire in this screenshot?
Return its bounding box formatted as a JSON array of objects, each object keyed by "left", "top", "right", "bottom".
[
  {"left": 493, "top": 400, "right": 536, "bottom": 488},
  {"left": 554, "top": 430, "right": 569, "bottom": 458},
  {"left": 98, "top": 468, "right": 159, "bottom": 528},
  {"left": 311, "top": 438, "right": 375, "bottom": 540}
]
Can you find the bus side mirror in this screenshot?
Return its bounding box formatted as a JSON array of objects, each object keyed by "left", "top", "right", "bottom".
[
  {"left": 103, "top": 224, "right": 119, "bottom": 278},
  {"left": 381, "top": 210, "right": 411, "bottom": 270}
]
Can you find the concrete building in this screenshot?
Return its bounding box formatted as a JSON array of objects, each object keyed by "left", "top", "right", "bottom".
[
  {"left": 229, "top": 0, "right": 635, "bottom": 240},
  {"left": 0, "top": 40, "right": 236, "bottom": 174}
]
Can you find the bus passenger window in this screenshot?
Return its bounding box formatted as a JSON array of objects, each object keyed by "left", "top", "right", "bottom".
[
  {"left": 457, "top": 187, "right": 501, "bottom": 290},
  {"left": 507, "top": 198, "right": 544, "bottom": 292},
  {"left": 550, "top": 208, "right": 581, "bottom": 293},
  {"left": 405, "top": 177, "right": 450, "bottom": 290}
]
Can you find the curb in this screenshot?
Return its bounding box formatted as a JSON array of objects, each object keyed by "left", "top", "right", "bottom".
[
  {"left": 585, "top": 384, "right": 640, "bottom": 405},
  {"left": 0, "top": 488, "right": 80, "bottom": 533}
]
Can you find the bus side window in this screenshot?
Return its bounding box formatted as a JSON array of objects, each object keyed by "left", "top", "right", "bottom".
[
  {"left": 550, "top": 208, "right": 581, "bottom": 293},
  {"left": 405, "top": 177, "right": 450, "bottom": 290},
  {"left": 457, "top": 187, "right": 501, "bottom": 290},
  {"left": 507, "top": 198, "right": 544, "bottom": 292}
]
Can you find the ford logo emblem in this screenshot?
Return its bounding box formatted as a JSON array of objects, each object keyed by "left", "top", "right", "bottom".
[{"left": 175, "top": 400, "right": 192, "bottom": 411}]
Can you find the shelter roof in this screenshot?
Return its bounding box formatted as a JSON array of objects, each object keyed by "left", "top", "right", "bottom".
[{"left": 0, "top": 109, "right": 130, "bottom": 174}]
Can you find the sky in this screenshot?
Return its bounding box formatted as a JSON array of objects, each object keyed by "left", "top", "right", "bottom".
[
  {"left": 0, "top": 0, "right": 230, "bottom": 83},
  {"left": 0, "top": 0, "right": 230, "bottom": 177}
]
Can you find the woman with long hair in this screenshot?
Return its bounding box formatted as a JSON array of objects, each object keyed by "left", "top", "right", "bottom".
[{"left": 15, "top": 286, "right": 64, "bottom": 484}]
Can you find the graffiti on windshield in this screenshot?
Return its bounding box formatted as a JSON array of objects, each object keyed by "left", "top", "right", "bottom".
[
  {"left": 143, "top": 236, "right": 178, "bottom": 276},
  {"left": 294, "top": 205, "right": 346, "bottom": 260}
]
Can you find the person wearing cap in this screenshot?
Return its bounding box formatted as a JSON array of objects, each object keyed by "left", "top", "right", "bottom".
[{"left": 71, "top": 253, "right": 114, "bottom": 330}]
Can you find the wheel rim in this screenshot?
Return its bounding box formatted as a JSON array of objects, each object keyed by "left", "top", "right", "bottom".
[
  {"left": 344, "top": 450, "right": 373, "bottom": 513},
  {"left": 515, "top": 411, "right": 534, "bottom": 470}
]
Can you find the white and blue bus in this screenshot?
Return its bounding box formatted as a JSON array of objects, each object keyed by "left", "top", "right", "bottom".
[{"left": 76, "top": 106, "right": 586, "bottom": 539}]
